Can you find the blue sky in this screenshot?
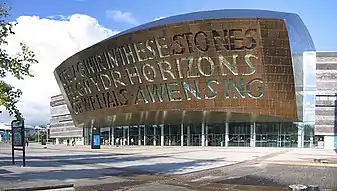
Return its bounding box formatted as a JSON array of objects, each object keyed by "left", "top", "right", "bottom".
[
  {"left": 0, "top": 0, "right": 332, "bottom": 125},
  {"left": 6, "top": 0, "right": 337, "bottom": 51}
]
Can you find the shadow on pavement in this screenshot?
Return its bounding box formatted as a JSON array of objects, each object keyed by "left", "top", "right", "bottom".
[
  {"left": 0, "top": 154, "right": 182, "bottom": 168},
  {"left": 215, "top": 175, "right": 286, "bottom": 187},
  {"left": 0, "top": 159, "right": 220, "bottom": 181},
  {"left": 0, "top": 153, "right": 130, "bottom": 161},
  {"left": 0, "top": 148, "right": 225, "bottom": 168}
]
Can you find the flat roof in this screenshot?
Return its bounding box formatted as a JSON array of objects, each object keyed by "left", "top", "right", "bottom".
[{"left": 316, "top": 52, "right": 337, "bottom": 57}]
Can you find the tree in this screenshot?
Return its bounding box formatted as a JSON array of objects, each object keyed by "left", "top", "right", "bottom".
[{"left": 0, "top": 3, "right": 38, "bottom": 120}]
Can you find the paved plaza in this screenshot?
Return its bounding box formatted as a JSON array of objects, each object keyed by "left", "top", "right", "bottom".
[{"left": 0, "top": 143, "right": 337, "bottom": 190}]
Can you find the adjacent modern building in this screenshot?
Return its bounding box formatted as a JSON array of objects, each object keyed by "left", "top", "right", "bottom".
[
  {"left": 315, "top": 52, "right": 337, "bottom": 149},
  {"left": 49, "top": 94, "right": 84, "bottom": 145},
  {"left": 52, "top": 9, "right": 320, "bottom": 148}
]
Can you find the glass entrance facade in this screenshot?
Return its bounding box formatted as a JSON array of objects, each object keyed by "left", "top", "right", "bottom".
[
  {"left": 84, "top": 122, "right": 314, "bottom": 148},
  {"left": 255, "top": 123, "right": 298, "bottom": 147},
  {"left": 228, "top": 123, "right": 251, "bottom": 147},
  {"left": 207, "top": 124, "right": 225, "bottom": 147}
]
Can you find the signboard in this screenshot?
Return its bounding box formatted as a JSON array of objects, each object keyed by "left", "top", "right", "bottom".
[
  {"left": 12, "top": 126, "right": 23, "bottom": 146},
  {"left": 11, "top": 119, "right": 26, "bottom": 166},
  {"left": 91, "top": 127, "right": 101, "bottom": 149},
  {"left": 11, "top": 120, "right": 24, "bottom": 146},
  {"left": 93, "top": 135, "right": 100, "bottom": 146}
]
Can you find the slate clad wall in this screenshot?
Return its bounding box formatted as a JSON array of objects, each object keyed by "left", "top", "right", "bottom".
[
  {"left": 315, "top": 52, "right": 337, "bottom": 134},
  {"left": 49, "top": 94, "right": 82, "bottom": 138}
]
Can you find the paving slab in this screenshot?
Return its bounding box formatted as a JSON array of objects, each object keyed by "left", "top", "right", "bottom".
[
  {"left": 126, "top": 183, "right": 196, "bottom": 191},
  {"left": 0, "top": 144, "right": 336, "bottom": 190}
]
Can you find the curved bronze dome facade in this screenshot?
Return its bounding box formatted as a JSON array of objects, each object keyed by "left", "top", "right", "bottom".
[{"left": 54, "top": 10, "right": 315, "bottom": 127}]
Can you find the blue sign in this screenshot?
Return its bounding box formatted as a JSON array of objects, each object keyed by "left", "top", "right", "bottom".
[{"left": 93, "top": 135, "right": 100, "bottom": 146}]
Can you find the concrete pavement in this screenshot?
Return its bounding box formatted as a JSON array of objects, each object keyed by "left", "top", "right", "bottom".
[{"left": 0, "top": 143, "right": 336, "bottom": 190}]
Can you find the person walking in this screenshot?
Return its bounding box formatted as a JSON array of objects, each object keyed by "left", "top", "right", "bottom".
[{"left": 116, "top": 138, "right": 119, "bottom": 147}]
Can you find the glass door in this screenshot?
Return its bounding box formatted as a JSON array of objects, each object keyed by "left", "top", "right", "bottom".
[
  {"left": 154, "top": 126, "right": 160, "bottom": 146},
  {"left": 191, "top": 134, "right": 201, "bottom": 146},
  {"left": 145, "top": 125, "right": 154, "bottom": 146},
  {"left": 228, "top": 123, "right": 251, "bottom": 147},
  {"left": 256, "top": 123, "right": 279, "bottom": 147},
  {"left": 207, "top": 123, "right": 225, "bottom": 146}
]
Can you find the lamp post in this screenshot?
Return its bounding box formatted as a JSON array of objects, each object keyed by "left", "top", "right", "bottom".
[{"left": 46, "top": 124, "right": 50, "bottom": 144}]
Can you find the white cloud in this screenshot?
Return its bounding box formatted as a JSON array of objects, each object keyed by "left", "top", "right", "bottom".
[
  {"left": 0, "top": 14, "right": 118, "bottom": 125},
  {"left": 106, "top": 10, "right": 139, "bottom": 25}
]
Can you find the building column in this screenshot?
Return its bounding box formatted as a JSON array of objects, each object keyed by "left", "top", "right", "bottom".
[
  {"left": 138, "top": 125, "right": 141, "bottom": 146},
  {"left": 187, "top": 125, "right": 191, "bottom": 146},
  {"left": 160, "top": 125, "right": 164, "bottom": 146},
  {"left": 225, "top": 123, "right": 229, "bottom": 147},
  {"left": 127, "top": 126, "right": 130, "bottom": 145},
  {"left": 111, "top": 127, "right": 114, "bottom": 146},
  {"left": 144, "top": 125, "right": 147, "bottom": 146},
  {"left": 310, "top": 136, "right": 314, "bottom": 148},
  {"left": 108, "top": 127, "right": 111, "bottom": 145},
  {"left": 169, "top": 126, "right": 172, "bottom": 146},
  {"left": 250, "top": 122, "right": 256, "bottom": 147},
  {"left": 205, "top": 124, "right": 208, "bottom": 146},
  {"left": 298, "top": 124, "right": 304, "bottom": 148},
  {"left": 181, "top": 124, "right": 184, "bottom": 146},
  {"left": 201, "top": 123, "right": 205, "bottom": 146},
  {"left": 121, "top": 126, "right": 125, "bottom": 145},
  {"left": 153, "top": 125, "right": 157, "bottom": 146}
]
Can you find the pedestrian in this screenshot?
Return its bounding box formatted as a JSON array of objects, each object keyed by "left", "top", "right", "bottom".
[
  {"left": 26, "top": 139, "right": 29, "bottom": 147},
  {"left": 116, "top": 138, "right": 119, "bottom": 147},
  {"left": 67, "top": 139, "right": 70, "bottom": 146},
  {"left": 131, "top": 138, "right": 134, "bottom": 145}
]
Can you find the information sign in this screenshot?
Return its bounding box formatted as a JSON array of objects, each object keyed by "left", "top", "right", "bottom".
[{"left": 11, "top": 119, "right": 26, "bottom": 166}]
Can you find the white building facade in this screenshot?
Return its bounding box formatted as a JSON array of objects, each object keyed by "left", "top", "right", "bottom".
[
  {"left": 315, "top": 52, "right": 337, "bottom": 149},
  {"left": 50, "top": 95, "right": 84, "bottom": 145}
]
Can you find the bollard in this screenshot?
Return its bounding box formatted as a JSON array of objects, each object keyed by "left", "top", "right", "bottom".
[
  {"left": 288, "top": 184, "right": 307, "bottom": 191},
  {"left": 306, "top": 185, "right": 320, "bottom": 191}
]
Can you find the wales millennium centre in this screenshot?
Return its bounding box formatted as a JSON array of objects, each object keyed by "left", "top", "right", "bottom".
[{"left": 52, "top": 9, "right": 322, "bottom": 148}]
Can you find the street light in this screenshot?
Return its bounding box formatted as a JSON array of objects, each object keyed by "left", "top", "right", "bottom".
[
  {"left": 34, "top": 126, "right": 43, "bottom": 143},
  {"left": 46, "top": 124, "right": 50, "bottom": 144}
]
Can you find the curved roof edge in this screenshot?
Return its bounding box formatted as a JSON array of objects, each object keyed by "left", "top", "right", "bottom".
[
  {"left": 104, "top": 9, "right": 315, "bottom": 52},
  {"left": 58, "top": 9, "right": 315, "bottom": 66},
  {"left": 110, "top": 9, "right": 293, "bottom": 38}
]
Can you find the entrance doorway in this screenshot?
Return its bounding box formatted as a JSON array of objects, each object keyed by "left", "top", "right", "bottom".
[
  {"left": 207, "top": 124, "right": 225, "bottom": 146},
  {"left": 228, "top": 122, "right": 251, "bottom": 147},
  {"left": 255, "top": 122, "right": 298, "bottom": 147}
]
